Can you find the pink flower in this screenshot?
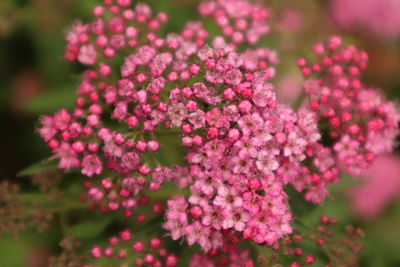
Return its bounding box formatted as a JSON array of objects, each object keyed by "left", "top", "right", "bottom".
[
  {"left": 78, "top": 44, "right": 97, "bottom": 65},
  {"left": 223, "top": 105, "right": 240, "bottom": 121},
  {"left": 224, "top": 69, "right": 243, "bottom": 85},
  {"left": 112, "top": 102, "right": 128, "bottom": 120},
  {"left": 348, "top": 154, "right": 400, "bottom": 219},
  {"left": 205, "top": 107, "right": 227, "bottom": 128},
  {"left": 168, "top": 103, "right": 188, "bottom": 127},
  {"left": 38, "top": 116, "right": 57, "bottom": 142},
  {"left": 185, "top": 221, "right": 210, "bottom": 250},
  {"left": 203, "top": 140, "right": 226, "bottom": 159},
  {"left": 188, "top": 109, "right": 206, "bottom": 129},
  {"left": 66, "top": 20, "right": 88, "bottom": 44},
  {"left": 163, "top": 219, "right": 186, "bottom": 241},
  {"left": 56, "top": 142, "right": 80, "bottom": 170},
  {"left": 222, "top": 208, "right": 250, "bottom": 231},
  {"left": 121, "top": 152, "right": 140, "bottom": 170},
  {"left": 234, "top": 137, "right": 258, "bottom": 159},
  {"left": 256, "top": 151, "right": 279, "bottom": 174},
  {"left": 166, "top": 196, "right": 188, "bottom": 222},
  {"left": 334, "top": 135, "right": 360, "bottom": 160},
  {"left": 213, "top": 186, "right": 243, "bottom": 209},
  {"left": 118, "top": 79, "right": 135, "bottom": 97},
  {"left": 283, "top": 132, "right": 307, "bottom": 157},
  {"left": 103, "top": 139, "right": 124, "bottom": 158},
  {"left": 252, "top": 84, "right": 274, "bottom": 107},
  {"left": 81, "top": 154, "right": 103, "bottom": 177},
  {"left": 237, "top": 113, "right": 263, "bottom": 136},
  {"left": 53, "top": 109, "right": 71, "bottom": 131},
  {"left": 201, "top": 205, "right": 223, "bottom": 230}
]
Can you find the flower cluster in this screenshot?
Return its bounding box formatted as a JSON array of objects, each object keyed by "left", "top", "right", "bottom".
[
  {"left": 164, "top": 45, "right": 321, "bottom": 250},
  {"left": 295, "top": 36, "right": 400, "bottom": 203},
  {"left": 36, "top": 0, "right": 399, "bottom": 264}
]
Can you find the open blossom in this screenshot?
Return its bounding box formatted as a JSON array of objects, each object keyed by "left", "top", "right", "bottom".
[
  {"left": 185, "top": 221, "right": 210, "bottom": 247},
  {"left": 222, "top": 208, "right": 250, "bottom": 231},
  {"left": 38, "top": 115, "right": 57, "bottom": 142},
  {"left": 78, "top": 44, "right": 97, "bottom": 65},
  {"left": 213, "top": 186, "right": 243, "bottom": 209},
  {"left": 188, "top": 109, "right": 206, "bottom": 129},
  {"left": 334, "top": 135, "right": 360, "bottom": 160},
  {"left": 81, "top": 154, "right": 102, "bottom": 177},
  {"left": 55, "top": 142, "right": 80, "bottom": 170},
  {"left": 252, "top": 83, "right": 274, "bottom": 107},
  {"left": 256, "top": 151, "right": 279, "bottom": 174},
  {"left": 167, "top": 103, "right": 187, "bottom": 127}
]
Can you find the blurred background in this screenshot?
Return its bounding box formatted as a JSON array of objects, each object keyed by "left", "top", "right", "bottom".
[{"left": 0, "top": 0, "right": 399, "bottom": 266}]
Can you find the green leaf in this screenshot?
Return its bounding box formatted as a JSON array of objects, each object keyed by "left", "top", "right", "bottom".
[
  {"left": 70, "top": 217, "right": 113, "bottom": 240},
  {"left": 17, "top": 159, "right": 58, "bottom": 177},
  {"left": 17, "top": 192, "right": 45, "bottom": 203},
  {"left": 0, "top": 231, "right": 35, "bottom": 267},
  {"left": 21, "top": 85, "right": 76, "bottom": 114}
]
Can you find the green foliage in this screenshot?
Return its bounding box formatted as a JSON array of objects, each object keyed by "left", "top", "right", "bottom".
[
  {"left": 17, "top": 159, "right": 58, "bottom": 177},
  {"left": 70, "top": 216, "right": 113, "bottom": 241},
  {"left": 21, "top": 85, "right": 76, "bottom": 114}
]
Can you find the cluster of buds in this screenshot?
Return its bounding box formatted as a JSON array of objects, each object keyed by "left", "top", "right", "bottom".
[
  {"left": 34, "top": 0, "right": 399, "bottom": 265},
  {"left": 88, "top": 230, "right": 179, "bottom": 267},
  {"left": 198, "top": 0, "right": 270, "bottom": 45},
  {"left": 295, "top": 36, "right": 400, "bottom": 204}
]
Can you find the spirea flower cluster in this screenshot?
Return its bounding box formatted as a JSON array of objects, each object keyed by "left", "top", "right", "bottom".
[{"left": 37, "top": 0, "right": 399, "bottom": 265}]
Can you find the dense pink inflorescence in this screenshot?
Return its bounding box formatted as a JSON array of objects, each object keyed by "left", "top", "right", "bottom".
[
  {"left": 163, "top": 45, "right": 322, "bottom": 249},
  {"left": 36, "top": 0, "right": 399, "bottom": 264}
]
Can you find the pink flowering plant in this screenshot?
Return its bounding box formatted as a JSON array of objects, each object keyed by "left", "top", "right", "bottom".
[{"left": 10, "top": 0, "right": 400, "bottom": 266}]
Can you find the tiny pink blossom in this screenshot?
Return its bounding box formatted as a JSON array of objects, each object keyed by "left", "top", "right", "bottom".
[
  {"left": 56, "top": 142, "right": 80, "bottom": 170},
  {"left": 78, "top": 44, "right": 97, "bottom": 65},
  {"left": 222, "top": 208, "right": 250, "bottom": 231},
  {"left": 213, "top": 186, "right": 243, "bottom": 209},
  {"left": 81, "top": 154, "right": 103, "bottom": 177}
]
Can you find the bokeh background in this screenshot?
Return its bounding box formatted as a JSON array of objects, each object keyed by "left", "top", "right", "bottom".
[{"left": 0, "top": 0, "right": 399, "bottom": 266}]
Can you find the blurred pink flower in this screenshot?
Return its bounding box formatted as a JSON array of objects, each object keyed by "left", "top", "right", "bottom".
[
  {"left": 279, "top": 9, "right": 304, "bottom": 34},
  {"left": 275, "top": 72, "right": 303, "bottom": 104},
  {"left": 330, "top": 0, "right": 400, "bottom": 39},
  {"left": 348, "top": 154, "right": 400, "bottom": 219}
]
